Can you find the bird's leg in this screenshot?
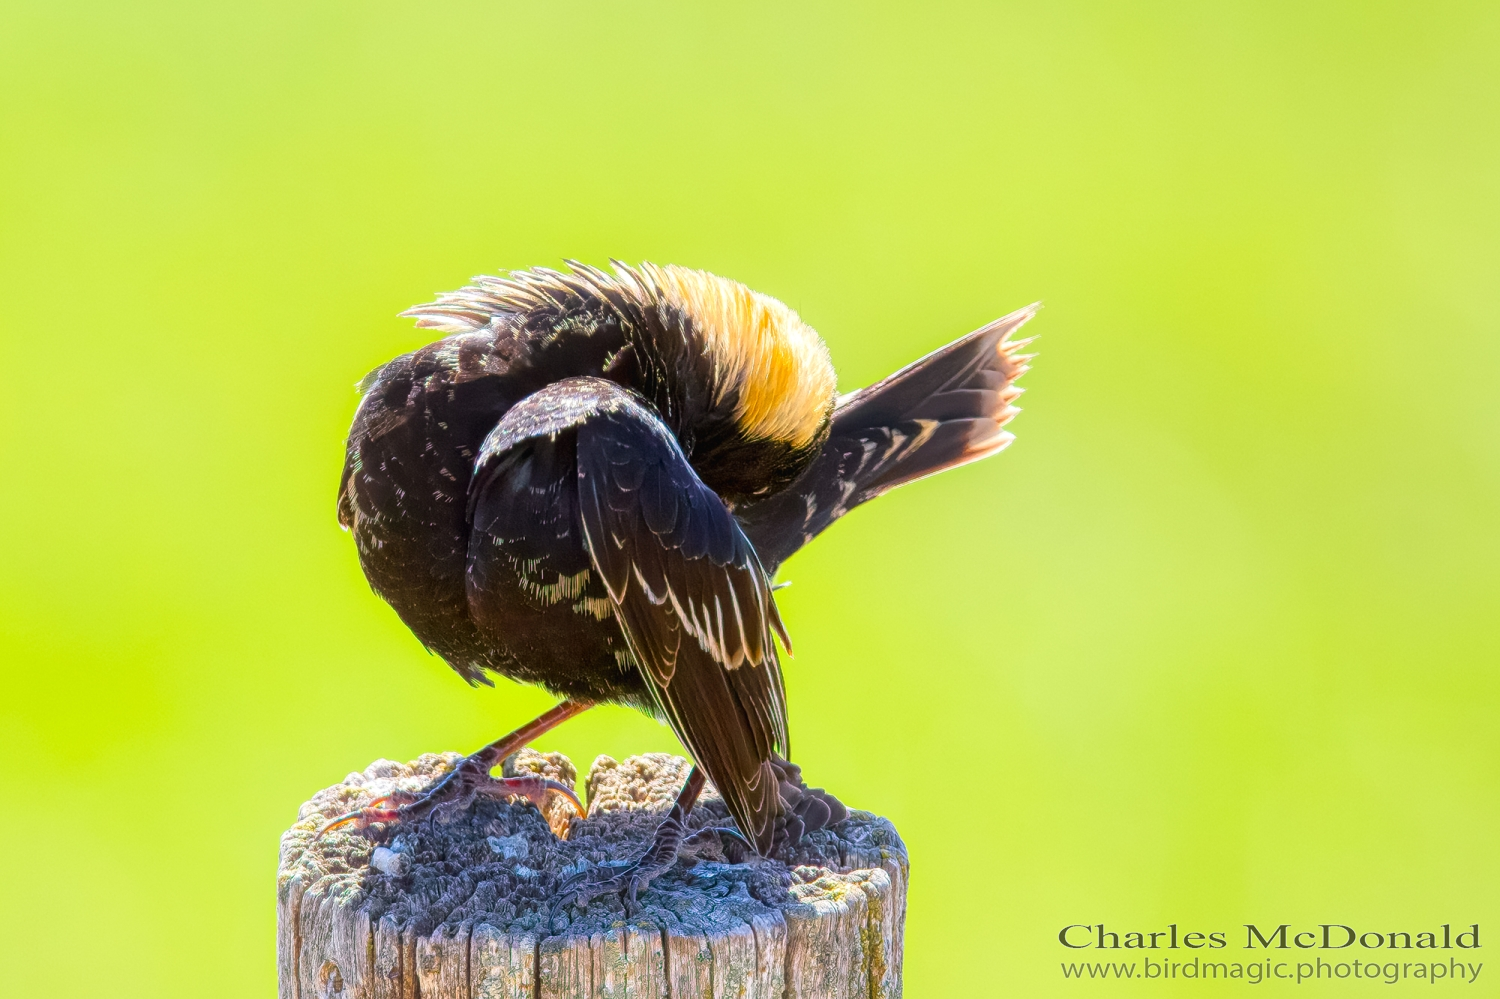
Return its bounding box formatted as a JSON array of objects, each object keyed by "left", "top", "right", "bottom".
[
  {"left": 556, "top": 766, "right": 709, "bottom": 917},
  {"left": 318, "top": 700, "right": 591, "bottom": 838}
]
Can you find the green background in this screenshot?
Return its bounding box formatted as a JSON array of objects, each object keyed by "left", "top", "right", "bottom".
[{"left": 3, "top": 2, "right": 1497, "bottom": 994}]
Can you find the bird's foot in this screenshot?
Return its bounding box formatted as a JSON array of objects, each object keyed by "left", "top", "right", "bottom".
[
  {"left": 318, "top": 754, "right": 582, "bottom": 839},
  {"left": 555, "top": 803, "right": 696, "bottom": 918}
]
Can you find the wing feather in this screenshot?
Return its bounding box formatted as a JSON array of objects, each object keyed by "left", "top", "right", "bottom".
[{"left": 574, "top": 385, "right": 790, "bottom": 853}]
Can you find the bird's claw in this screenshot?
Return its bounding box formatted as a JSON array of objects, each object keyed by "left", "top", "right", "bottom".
[
  {"left": 482, "top": 775, "right": 585, "bottom": 838},
  {"left": 316, "top": 791, "right": 418, "bottom": 837},
  {"left": 684, "top": 824, "right": 751, "bottom": 849}
]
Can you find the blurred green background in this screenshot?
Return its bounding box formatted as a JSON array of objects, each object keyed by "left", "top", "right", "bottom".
[{"left": 3, "top": 1, "right": 1497, "bottom": 995}]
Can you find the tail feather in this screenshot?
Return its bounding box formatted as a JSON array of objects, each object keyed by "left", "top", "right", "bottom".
[{"left": 738, "top": 304, "right": 1036, "bottom": 570}]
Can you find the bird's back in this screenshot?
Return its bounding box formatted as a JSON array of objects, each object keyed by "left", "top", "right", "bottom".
[{"left": 337, "top": 262, "right": 839, "bottom": 685}]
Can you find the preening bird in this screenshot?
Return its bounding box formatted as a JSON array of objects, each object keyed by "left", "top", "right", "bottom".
[{"left": 324, "top": 261, "right": 1035, "bottom": 903}]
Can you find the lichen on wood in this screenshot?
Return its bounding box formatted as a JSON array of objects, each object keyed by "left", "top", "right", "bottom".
[{"left": 278, "top": 750, "right": 907, "bottom": 998}]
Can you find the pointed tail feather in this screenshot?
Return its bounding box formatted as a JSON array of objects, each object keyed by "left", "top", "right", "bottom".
[{"left": 738, "top": 304, "right": 1037, "bottom": 570}]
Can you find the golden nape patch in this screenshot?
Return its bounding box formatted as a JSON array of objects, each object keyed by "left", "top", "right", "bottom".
[
  {"left": 641, "top": 264, "right": 836, "bottom": 448},
  {"left": 402, "top": 261, "right": 837, "bottom": 448}
]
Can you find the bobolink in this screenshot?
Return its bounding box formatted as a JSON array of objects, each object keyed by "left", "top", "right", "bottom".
[{"left": 324, "top": 262, "right": 1034, "bottom": 902}]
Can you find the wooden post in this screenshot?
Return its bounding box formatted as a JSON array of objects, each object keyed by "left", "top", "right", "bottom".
[{"left": 279, "top": 751, "right": 907, "bottom": 999}]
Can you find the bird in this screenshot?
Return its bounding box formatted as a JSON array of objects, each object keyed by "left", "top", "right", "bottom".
[{"left": 322, "top": 260, "right": 1035, "bottom": 905}]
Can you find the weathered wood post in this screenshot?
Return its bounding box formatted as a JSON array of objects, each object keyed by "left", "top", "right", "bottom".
[{"left": 278, "top": 751, "right": 908, "bottom": 999}]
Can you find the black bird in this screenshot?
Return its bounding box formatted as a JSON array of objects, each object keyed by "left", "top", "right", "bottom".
[{"left": 323, "top": 261, "right": 1034, "bottom": 902}]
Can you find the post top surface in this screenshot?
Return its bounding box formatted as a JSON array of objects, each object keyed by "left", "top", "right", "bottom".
[{"left": 279, "top": 750, "right": 907, "bottom": 942}]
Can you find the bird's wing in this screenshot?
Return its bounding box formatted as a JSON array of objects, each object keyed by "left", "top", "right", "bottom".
[
  {"left": 573, "top": 387, "right": 790, "bottom": 855},
  {"left": 736, "top": 304, "right": 1037, "bottom": 570}
]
